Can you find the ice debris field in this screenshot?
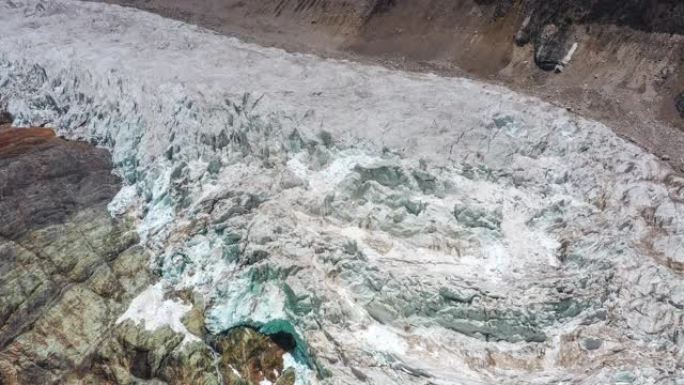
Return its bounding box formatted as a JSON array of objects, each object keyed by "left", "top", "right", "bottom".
[{"left": 0, "top": 1, "right": 682, "bottom": 384}]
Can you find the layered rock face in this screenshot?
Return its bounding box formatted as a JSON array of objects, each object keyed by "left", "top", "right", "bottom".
[
  {"left": 0, "top": 1, "right": 683, "bottom": 385},
  {"left": 0, "top": 125, "right": 151, "bottom": 383}
]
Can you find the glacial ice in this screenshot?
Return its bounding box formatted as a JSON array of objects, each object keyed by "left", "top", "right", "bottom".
[{"left": 0, "top": 1, "right": 682, "bottom": 384}]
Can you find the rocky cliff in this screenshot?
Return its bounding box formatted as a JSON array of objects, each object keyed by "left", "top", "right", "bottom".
[{"left": 0, "top": 125, "right": 151, "bottom": 383}]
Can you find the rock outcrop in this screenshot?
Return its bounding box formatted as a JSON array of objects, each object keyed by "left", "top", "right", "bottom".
[
  {"left": 67, "top": 322, "right": 297, "bottom": 385},
  {"left": 676, "top": 92, "right": 684, "bottom": 119},
  {"left": 0, "top": 125, "right": 151, "bottom": 384}
]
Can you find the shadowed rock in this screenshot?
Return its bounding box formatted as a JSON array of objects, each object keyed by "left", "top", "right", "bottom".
[
  {"left": 0, "top": 126, "right": 121, "bottom": 238},
  {"left": 676, "top": 92, "right": 684, "bottom": 119}
]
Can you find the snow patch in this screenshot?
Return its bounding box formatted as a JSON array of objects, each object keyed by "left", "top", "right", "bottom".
[
  {"left": 283, "top": 352, "right": 316, "bottom": 385},
  {"left": 358, "top": 324, "right": 408, "bottom": 356},
  {"left": 117, "top": 282, "right": 199, "bottom": 344}
]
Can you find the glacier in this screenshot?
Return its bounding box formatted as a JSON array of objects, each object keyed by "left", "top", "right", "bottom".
[{"left": 0, "top": 1, "right": 682, "bottom": 384}]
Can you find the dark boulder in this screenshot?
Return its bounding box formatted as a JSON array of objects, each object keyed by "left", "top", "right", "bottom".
[
  {"left": 675, "top": 92, "right": 684, "bottom": 119},
  {"left": 0, "top": 110, "right": 11, "bottom": 125},
  {"left": 533, "top": 23, "right": 574, "bottom": 72}
]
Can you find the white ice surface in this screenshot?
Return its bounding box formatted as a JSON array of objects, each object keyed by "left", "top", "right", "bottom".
[{"left": 116, "top": 282, "right": 198, "bottom": 344}]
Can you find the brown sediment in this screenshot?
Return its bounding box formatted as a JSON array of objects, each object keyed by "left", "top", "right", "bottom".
[{"left": 0, "top": 126, "right": 56, "bottom": 156}]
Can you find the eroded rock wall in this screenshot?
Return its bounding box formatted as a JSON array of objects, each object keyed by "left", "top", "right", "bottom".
[{"left": 0, "top": 126, "right": 151, "bottom": 384}]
